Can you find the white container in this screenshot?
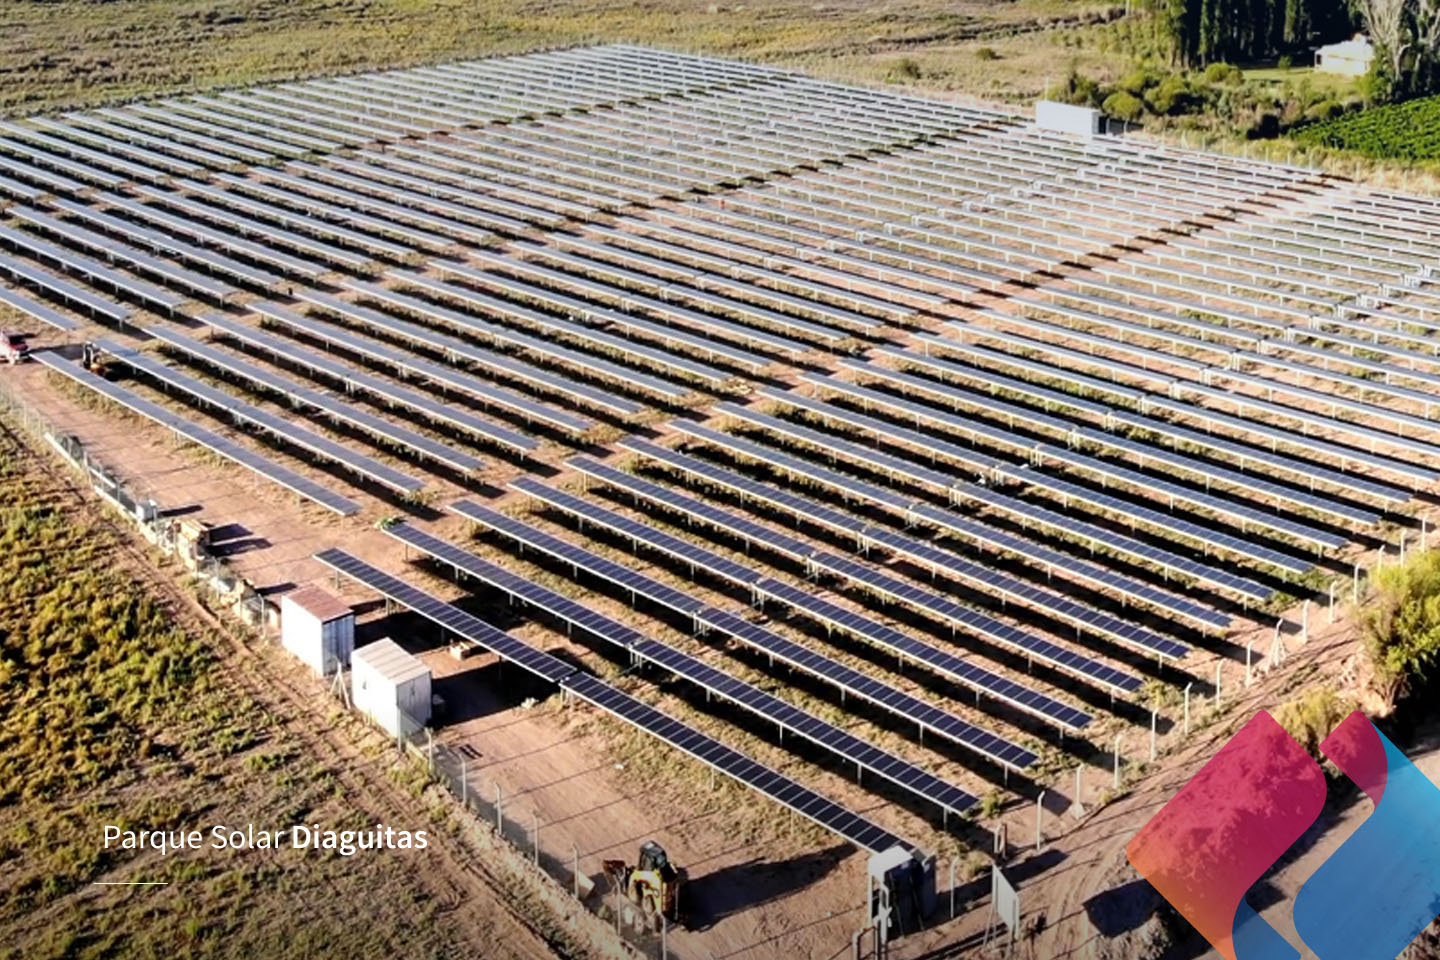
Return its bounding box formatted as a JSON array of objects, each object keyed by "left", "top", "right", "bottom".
[
  {"left": 280, "top": 586, "right": 354, "bottom": 677},
  {"left": 352, "top": 638, "right": 432, "bottom": 739},
  {"left": 1035, "top": 100, "right": 1102, "bottom": 137}
]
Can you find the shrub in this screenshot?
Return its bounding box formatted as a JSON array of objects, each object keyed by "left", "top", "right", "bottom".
[
  {"left": 1058, "top": 66, "right": 1104, "bottom": 107},
  {"left": 1203, "top": 62, "right": 1244, "bottom": 84},
  {"left": 1304, "top": 98, "right": 1345, "bottom": 122},
  {"left": 1146, "top": 74, "right": 1194, "bottom": 115},
  {"left": 1102, "top": 90, "right": 1145, "bottom": 121},
  {"left": 1116, "top": 68, "right": 1161, "bottom": 96},
  {"left": 890, "top": 57, "right": 922, "bottom": 81},
  {"left": 1277, "top": 54, "right": 1293, "bottom": 70},
  {"left": 975, "top": 47, "right": 999, "bottom": 61},
  {"left": 1360, "top": 549, "right": 1440, "bottom": 708},
  {"left": 1274, "top": 687, "right": 1355, "bottom": 761}
]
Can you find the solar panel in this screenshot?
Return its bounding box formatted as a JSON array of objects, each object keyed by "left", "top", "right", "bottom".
[
  {"left": 26, "top": 117, "right": 206, "bottom": 177},
  {"left": 382, "top": 521, "right": 980, "bottom": 813},
  {"left": 35, "top": 351, "right": 357, "bottom": 515},
  {"left": 133, "top": 184, "right": 371, "bottom": 271},
  {"left": 315, "top": 546, "right": 907, "bottom": 854},
  {"left": 864, "top": 352, "right": 1416, "bottom": 503},
  {"left": 71, "top": 112, "right": 248, "bottom": 168},
  {"left": 510, "top": 476, "right": 761, "bottom": 586},
  {"left": 752, "top": 386, "right": 1334, "bottom": 561},
  {"left": 7, "top": 205, "right": 238, "bottom": 302},
  {"left": 350, "top": 278, "right": 695, "bottom": 400},
  {"left": 0, "top": 171, "right": 42, "bottom": 202},
  {"left": 96, "top": 339, "right": 426, "bottom": 495},
  {"left": 0, "top": 253, "right": 129, "bottom": 324},
  {"left": 0, "top": 222, "right": 185, "bottom": 312},
  {"left": 101, "top": 194, "right": 327, "bottom": 281},
  {"left": 48, "top": 196, "right": 283, "bottom": 290},
  {"left": 0, "top": 152, "right": 90, "bottom": 197},
  {"left": 405, "top": 267, "right": 736, "bottom": 387},
  {"left": 450, "top": 498, "right": 1042, "bottom": 767},
  {"left": 0, "top": 283, "right": 81, "bottom": 331},
  {"left": 0, "top": 122, "right": 171, "bottom": 184},
  {"left": 239, "top": 303, "right": 573, "bottom": 442},
  {"left": 434, "top": 258, "right": 773, "bottom": 373},
  {"left": 288, "top": 289, "right": 642, "bottom": 418},
  {"left": 824, "top": 363, "right": 1396, "bottom": 519},
  {"left": 739, "top": 393, "right": 1003, "bottom": 478},
  {"left": 147, "top": 325, "right": 490, "bottom": 472},
  {"left": 313, "top": 548, "right": 576, "bottom": 681},
  {"left": 179, "top": 178, "right": 413, "bottom": 262},
  {"left": 254, "top": 167, "right": 494, "bottom": 246},
  {"left": 619, "top": 440, "right": 1146, "bottom": 693},
  {"left": 559, "top": 672, "right": 905, "bottom": 854},
  {"left": 0, "top": 137, "right": 126, "bottom": 190}
]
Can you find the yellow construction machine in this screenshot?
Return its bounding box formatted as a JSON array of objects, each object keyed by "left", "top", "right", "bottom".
[{"left": 603, "top": 840, "right": 683, "bottom": 928}]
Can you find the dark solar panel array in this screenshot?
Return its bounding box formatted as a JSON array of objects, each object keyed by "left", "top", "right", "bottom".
[
  {"left": 35, "top": 351, "right": 358, "bottom": 514},
  {"left": 96, "top": 338, "right": 426, "bottom": 495},
  {"left": 451, "top": 496, "right": 1038, "bottom": 768},
  {"left": 622, "top": 434, "right": 1144, "bottom": 696},
  {"left": 382, "top": 521, "right": 979, "bottom": 813},
  {"left": 314, "top": 547, "right": 906, "bottom": 853}
]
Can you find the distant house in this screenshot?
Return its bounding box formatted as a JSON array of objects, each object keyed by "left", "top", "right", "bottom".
[{"left": 1315, "top": 35, "right": 1374, "bottom": 76}]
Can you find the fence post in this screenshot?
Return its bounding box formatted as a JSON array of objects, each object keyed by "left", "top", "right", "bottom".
[
  {"left": 496, "top": 784, "right": 503, "bottom": 832},
  {"left": 574, "top": 846, "right": 581, "bottom": 900},
  {"left": 461, "top": 754, "right": 467, "bottom": 807},
  {"left": 950, "top": 857, "right": 958, "bottom": 918}
]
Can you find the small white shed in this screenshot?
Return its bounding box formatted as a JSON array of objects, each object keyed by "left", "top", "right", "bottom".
[
  {"left": 1316, "top": 36, "right": 1374, "bottom": 76},
  {"left": 280, "top": 586, "right": 354, "bottom": 677},
  {"left": 352, "top": 638, "right": 432, "bottom": 739}
]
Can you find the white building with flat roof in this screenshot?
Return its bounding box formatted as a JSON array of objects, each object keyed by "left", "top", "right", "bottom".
[{"left": 351, "top": 638, "right": 431, "bottom": 740}]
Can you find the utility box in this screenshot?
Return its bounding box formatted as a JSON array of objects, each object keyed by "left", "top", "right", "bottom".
[
  {"left": 351, "top": 638, "right": 432, "bottom": 740},
  {"left": 1035, "top": 100, "right": 1102, "bottom": 137},
  {"left": 280, "top": 586, "right": 355, "bottom": 677},
  {"left": 868, "top": 846, "right": 937, "bottom": 943}
]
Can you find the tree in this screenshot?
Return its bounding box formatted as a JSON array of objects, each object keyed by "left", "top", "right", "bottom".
[
  {"left": 1414, "top": 0, "right": 1440, "bottom": 92},
  {"left": 1359, "top": 0, "right": 1416, "bottom": 97}
]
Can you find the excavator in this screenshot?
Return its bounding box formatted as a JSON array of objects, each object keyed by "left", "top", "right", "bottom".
[{"left": 604, "top": 840, "right": 683, "bottom": 929}]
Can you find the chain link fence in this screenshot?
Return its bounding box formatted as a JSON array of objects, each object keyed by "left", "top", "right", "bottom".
[
  {"left": 0, "top": 375, "right": 273, "bottom": 632},
  {"left": 398, "top": 714, "right": 666, "bottom": 960}
]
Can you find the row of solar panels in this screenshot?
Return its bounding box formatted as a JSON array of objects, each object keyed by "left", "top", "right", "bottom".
[
  {"left": 314, "top": 547, "right": 908, "bottom": 854},
  {"left": 383, "top": 520, "right": 986, "bottom": 816}
]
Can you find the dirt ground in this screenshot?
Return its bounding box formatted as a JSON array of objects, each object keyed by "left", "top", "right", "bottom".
[{"left": 2, "top": 352, "right": 899, "bottom": 960}]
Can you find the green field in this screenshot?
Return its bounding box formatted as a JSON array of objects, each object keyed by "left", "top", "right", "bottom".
[
  {"left": 1294, "top": 94, "right": 1440, "bottom": 161},
  {"left": 0, "top": 0, "right": 1124, "bottom": 116}
]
